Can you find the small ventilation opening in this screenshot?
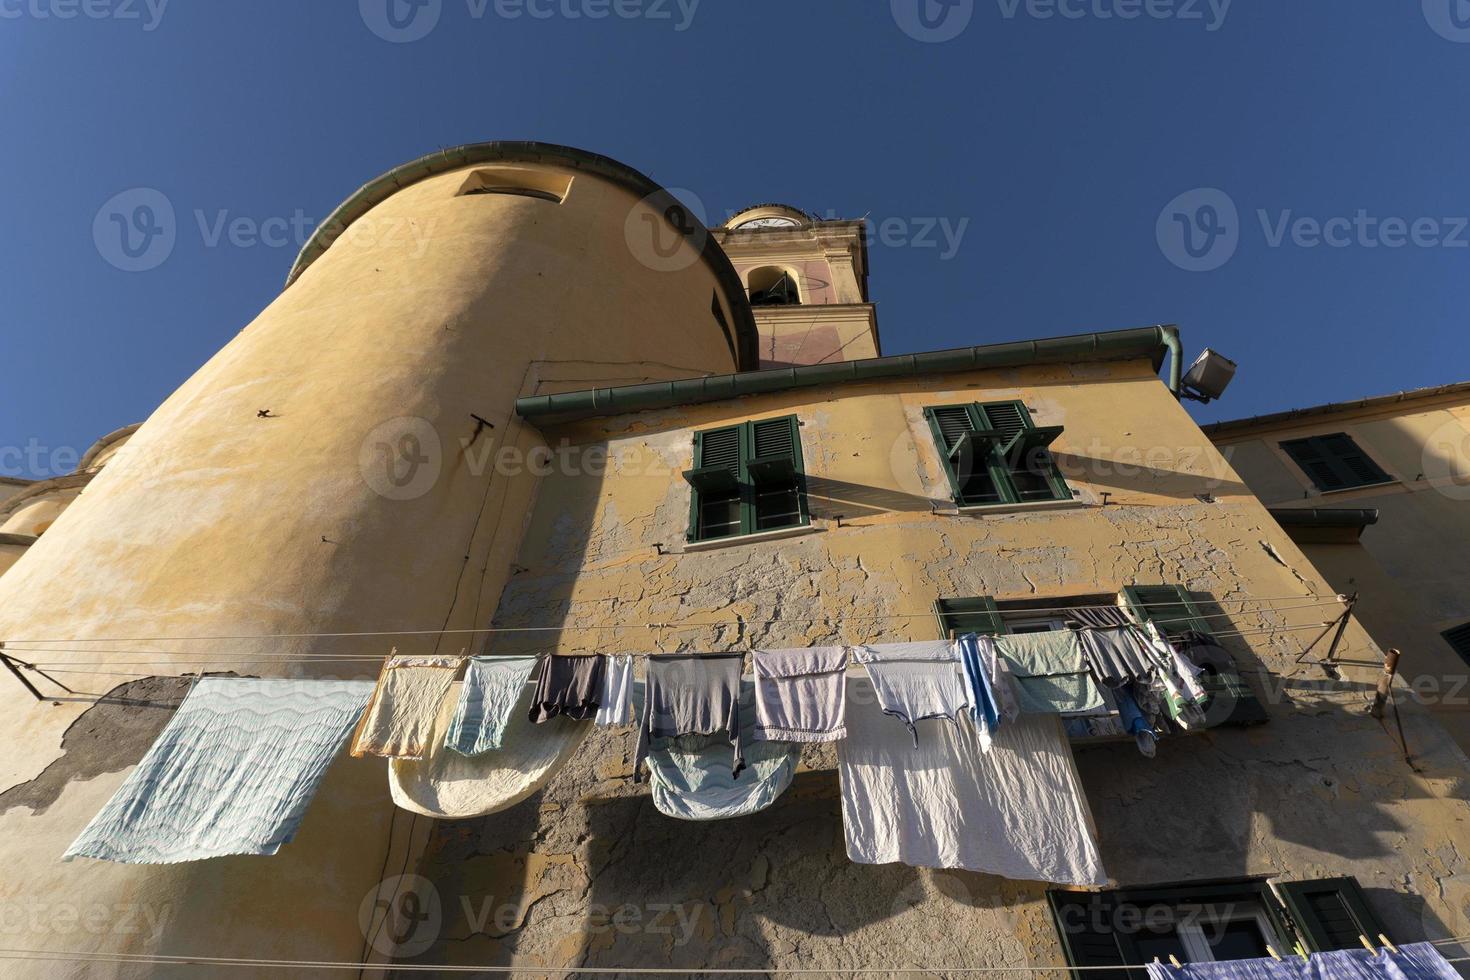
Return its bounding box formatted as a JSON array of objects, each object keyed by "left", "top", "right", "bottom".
[{"left": 456, "top": 167, "right": 572, "bottom": 204}]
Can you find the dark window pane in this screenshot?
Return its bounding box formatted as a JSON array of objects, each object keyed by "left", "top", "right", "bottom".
[
  {"left": 754, "top": 485, "right": 801, "bottom": 530},
  {"left": 699, "top": 492, "right": 741, "bottom": 539},
  {"left": 1205, "top": 920, "right": 1272, "bottom": 961},
  {"left": 1133, "top": 928, "right": 1190, "bottom": 965}
]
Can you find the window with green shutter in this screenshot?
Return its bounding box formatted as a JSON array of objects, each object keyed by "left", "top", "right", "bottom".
[
  {"left": 1280, "top": 433, "right": 1392, "bottom": 492},
  {"left": 1275, "top": 878, "right": 1388, "bottom": 952},
  {"left": 1122, "top": 585, "right": 1270, "bottom": 727},
  {"left": 925, "top": 401, "right": 1071, "bottom": 507},
  {"left": 934, "top": 596, "right": 1005, "bottom": 638},
  {"left": 683, "top": 416, "right": 807, "bottom": 542}
]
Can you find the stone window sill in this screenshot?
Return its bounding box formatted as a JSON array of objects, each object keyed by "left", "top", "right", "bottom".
[
  {"left": 681, "top": 523, "right": 823, "bottom": 552},
  {"left": 955, "top": 498, "right": 1088, "bottom": 517}
]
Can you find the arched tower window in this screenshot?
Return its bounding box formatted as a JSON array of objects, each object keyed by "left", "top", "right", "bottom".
[{"left": 747, "top": 266, "right": 802, "bottom": 307}]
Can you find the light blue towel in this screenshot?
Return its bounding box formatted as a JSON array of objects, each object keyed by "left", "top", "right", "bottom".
[
  {"left": 445, "top": 655, "right": 540, "bottom": 755},
  {"left": 64, "top": 677, "right": 374, "bottom": 864},
  {"left": 647, "top": 680, "right": 799, "bottom": 821}
]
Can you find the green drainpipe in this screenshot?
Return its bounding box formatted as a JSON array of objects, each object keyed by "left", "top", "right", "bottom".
[{"left": 1160, "top": 324, "right": 1183, "bottom": 396}]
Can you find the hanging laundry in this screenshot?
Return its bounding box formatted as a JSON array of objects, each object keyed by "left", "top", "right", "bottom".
[
  {"left": 1142, "top": 623, "right": 1209, "bottom": 727},
  {"left": 750, "top": 645, "right": 848, "bottom": 743},
  {"left": 350, "top": 653, "right": 461, "bottom": 759},
  {"left": 65, "top": 678, "right": 374, "bottom": 863},
  {"left": 957, "top": 634, "right": 1022, "bottom": 751},
  {"left": 1142, "top": 942, "right": 1460, "bottom": 980},
  {"left": 838, "top": 672, "right": 1106, "bottom": 885},
  {"left": 445, "top": 655, "right": 540, "bottom": 755},
  {"left": 1067, "top": 605, "right": 1133, "bottom": 629},
  {"left": 646, "top": 679, "right": 800, "bottom": 821},
  {"left": 595, "top": 654, "right": 635, "bottom": 727},
  {"left": 993, "top": 631, "right": 1106, "bottom": 716},
  {"left": 391, "top": 675, "right": 589, "bottom": 819},
  {"left": 1078, "top": 626, "right": 1166, "bottom": 687},
  {"left": 528, "top": 654, "right": 606, "bottom": 723},
  {"left": 852, "top": 640, "right": 969, "bottom": 747},
  {"left": 634, "top": 653, "right": 744, "bottom": 784},
  {"left": 1113, "top": 686, "right": 1158, "bottom": 757}
]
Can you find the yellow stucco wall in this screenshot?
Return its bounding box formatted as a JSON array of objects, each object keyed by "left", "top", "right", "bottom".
[
  {"left": 0, "top": 153, "right": 749, "bottom": 976},
  {"left": 386, "top": 358, "right": 1470, "bottom": 973},
  {"left": 1209, "top": 389, "right": 1470, "bottom": 752}
]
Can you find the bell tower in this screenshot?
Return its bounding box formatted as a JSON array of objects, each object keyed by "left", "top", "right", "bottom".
[{"left": 713, "top": 204, "right": 881, "bottom": 368}]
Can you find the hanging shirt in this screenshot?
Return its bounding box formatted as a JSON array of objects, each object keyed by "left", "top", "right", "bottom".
[
  {"left": 993, "top": 631, "right": 1106, "bottom": 716},
  {"left": 646, "top": 679, "right": 799, "bottom": 821},
  {"left": 391, "top": 675, "right": 589, "bottom": 819},
  {"left": 851, "top": 640, "right": 969, "bottom": 748},
  {"left": 958, "top": 634, "right": 1023, "bottom": 738},
  {"left": 528, "top": 654, "right": 606, "bottom": 723},
  {"left": 66, "top": 678, "right": 374, "bottom": 863},
  {"left": 350, "top": 654, "right": 460, "bottom": 759},
  {"left": 634, "top": 653, "right": 744, "bottom": 783},
  {"left": 1078, "top": 627, "right": 1165, "bottom": 687},
  {"left": 837, "top": 673, "right": 1107, "bottom": 885},
  {"left": 750, "top": 645, "right": 848, "bottom": 743},
  {"left": 445, "top": 655, "right": 540, "bottom": 755},
  {"left": 595, "top": 654, "right": 635, "bottom": 727}
]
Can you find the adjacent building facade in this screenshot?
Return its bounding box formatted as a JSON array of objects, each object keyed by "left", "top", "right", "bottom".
[
  {"left": 1, "top": 143, "right": 1468, "bottom": 977},
  {"left": 1205, "top": 386, "right": 1470, "bottom": 755}
]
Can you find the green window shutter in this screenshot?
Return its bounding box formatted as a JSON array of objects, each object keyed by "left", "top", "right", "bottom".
[
  {"left": 1281, "top": 434, "right": 1391, "bottom": 492},
  {"left": 697, "top": 426, "right": 741, "bottom": 477},
  {"left": 1047, "top": 892, "right": 1141, "bottom": 980},
  {"left": 1123, "top": 585, "right": 1269, "bottom": 728},
  {"left": 934, "top": 596, "right": 1003, "bottom": 638},
  {"left": 1277, "top": 878, "right": 1388, "bottom": 952},
  {"left": 686, "top": 418, "right": 806, "bottom": 541},
  {"left": 977, "top": 401, "right": 1028, "bottom": 444},
  {"left": 926, "top": 402, "right": 1069, "bottom": 506},
  {"left": 748, "top": 416, "right": 806, "bottom": 531}
]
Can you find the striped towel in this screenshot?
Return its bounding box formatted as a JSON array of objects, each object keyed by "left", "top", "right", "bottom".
[
  {"left": 65, "top": 678, "right": 374, "bottom": 864},
  {"left": 445, "top": 655, "right": 540, "bottom": 755}
]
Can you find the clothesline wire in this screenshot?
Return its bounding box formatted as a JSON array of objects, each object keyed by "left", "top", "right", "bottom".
[
  {"left": 8, "top": 621, "right": 1346, "bottom": 673},
  {"left": 0, "top": 947, "right": 1462, "bottom": 974},
  {"left": 0, "top": 595, "right": 1348, "bottom": 646}
]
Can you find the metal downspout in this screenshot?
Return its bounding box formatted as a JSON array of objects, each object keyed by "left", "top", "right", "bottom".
[{"left": 1159, "top": 324, "right": 1183, "bottom": 396}]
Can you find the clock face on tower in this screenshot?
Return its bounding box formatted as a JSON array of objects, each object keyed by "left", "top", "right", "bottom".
[{"left": 734, "top": 216, "right": 801, "bottom": 229}]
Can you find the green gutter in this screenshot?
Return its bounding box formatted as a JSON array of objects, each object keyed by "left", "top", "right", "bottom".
[
  {"left": 284, "top": 140, "right": 761, "bottom": 371},
  {"left": 517, "top": 324, "right": 1177, "bottom": 425}
]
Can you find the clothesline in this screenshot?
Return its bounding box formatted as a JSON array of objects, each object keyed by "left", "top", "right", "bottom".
[
  {"left": 0, "top": 945, "right": 1463, "bottom": 975},
  {"left": 8, "top": 621, "right": 1345, "bottom": 674},
  {"left": 0, "top": 595, "right": 1348, "bottom": 646}
]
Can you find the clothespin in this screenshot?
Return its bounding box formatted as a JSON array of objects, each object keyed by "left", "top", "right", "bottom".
[
  {"left": 1266, "top": 946, "right": 1283, "bottom": 962},
  {"left": 1378, "top": 935, "right": 1399, "bottom": 955},
  {"left": 1295, "top": 943, "right": 1311, "bottom": 963},
  {"left": 1168, "top": 955, "right": 1183, "bottom": 969},
  {"left": 1359, "top": 935, "right": 1377, "bottom": 956}
]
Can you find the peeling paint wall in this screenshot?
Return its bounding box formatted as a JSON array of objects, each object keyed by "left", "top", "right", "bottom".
[{"left": 393, "top": 359, "right": 1470, "bottom": 973}]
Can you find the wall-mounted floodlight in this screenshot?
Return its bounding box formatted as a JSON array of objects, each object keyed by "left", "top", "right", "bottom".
[{"left": 1181, "top": 348, "right": 1237, "bottom": 404}]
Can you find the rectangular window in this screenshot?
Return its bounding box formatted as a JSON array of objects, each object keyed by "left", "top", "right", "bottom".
[
  {"left": 1049, "top": 878, "right": 1346, "bottom": 977},
  {"left": 1280, "top": 433, "right": 1392, "bottom": 492},
  {"left": 1442, "top": 622, "right": 1470, "bottom": 666},
  {"left": 925, "top": 402, "right": 1070, "bottom": 507},
  {"left": 683, "top": 416, "right": 807, "bottom": 542}
]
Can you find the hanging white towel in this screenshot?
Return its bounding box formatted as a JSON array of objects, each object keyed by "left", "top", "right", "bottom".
[
  {"left": 65, "top": 678, "right": 374, "bottom": 864},
  {"left": 750, "top": 645, "right": 848, "bottom": 743},
  {"left": 595, "top": 654, "right": 635, "bottom": 727},
  {"left": 838, "top": 673, "right": 1107, "bottom": 886},
  {"left": 852, "top": 640, "right": 969, "bottom": 746}
]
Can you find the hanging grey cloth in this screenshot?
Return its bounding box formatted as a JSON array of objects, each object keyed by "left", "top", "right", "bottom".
[
  {"left": 1078, "top": 627, "right": 1164, "bottom": 687},
  {"left": 634, "top": 653, "right": 744, "bottom": 783},
  {"left": 1069, "top": 605, "right": 1133, "bottom": 629},
  {"left": 528, "top": 654, "right": 606, "bottom": 723}
]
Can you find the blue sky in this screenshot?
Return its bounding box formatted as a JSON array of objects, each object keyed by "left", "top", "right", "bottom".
[{"left": 2, "top": 1, "right": 1466, "bottom": 477}]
